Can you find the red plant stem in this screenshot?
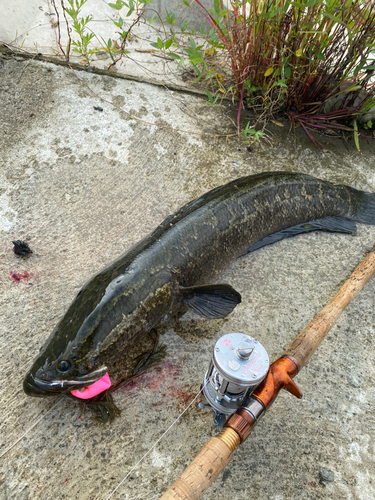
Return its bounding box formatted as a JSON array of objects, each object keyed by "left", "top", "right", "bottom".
[
  {"left": 60, "top": 0, "right": 71, "bottom": 61},
  {"left": 107, "top": 10, "right": 144, "bottom": 70},
  {"left": 51, "top": 0, "right": 67, "bottom": 60},
  {"left": 237, "top": 81, "right": 245, "bottom": 132},
  {"left": 193, "top": 0, "right": 228, "bottom": 46}
]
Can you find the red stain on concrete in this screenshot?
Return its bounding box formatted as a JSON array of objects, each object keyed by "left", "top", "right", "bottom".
[
  {"left": 120, "top": 360, "right": 182, "bottom": 395},
  {"left": 119, "top": 360, "right": 199, "bottom": 410},
  {"left": 176, "top": 388, "right": 196, "bottom": 404},
  {"left": 9, "top": 271, "right": 31, "bottom": 283}
]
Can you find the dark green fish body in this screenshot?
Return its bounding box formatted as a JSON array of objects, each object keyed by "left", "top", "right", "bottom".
[{"left": 23, "top": 172, "right": 375, "bottom": 396}]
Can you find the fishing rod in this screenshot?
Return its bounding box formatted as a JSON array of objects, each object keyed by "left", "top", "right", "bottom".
[{"left": 159, "top": 244, "right": 375, "bottom": 500}]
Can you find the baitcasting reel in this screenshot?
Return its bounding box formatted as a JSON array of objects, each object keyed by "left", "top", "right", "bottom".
[{"left": 200, "top": 333, "right": 269, "bottom": 429}]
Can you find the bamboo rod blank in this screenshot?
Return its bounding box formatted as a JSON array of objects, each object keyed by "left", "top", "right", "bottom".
[{"left": 284, "top": 245, "right": 375, "bottom": 369}]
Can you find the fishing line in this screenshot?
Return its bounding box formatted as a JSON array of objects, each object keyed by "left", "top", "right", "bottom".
[
  {"left": 0, "top": 397, "right": 63, "bottom": 458},
  {"left": 104, "top": 382, "right": 207, "bottom": 500}
]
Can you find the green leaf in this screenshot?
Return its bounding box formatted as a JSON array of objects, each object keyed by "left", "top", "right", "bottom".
[
  {"left": 254, "top": 131, "right": 265, "bottom": 141},
  {"left": 316, "top": 52, "right": 325, "bottom": 61},
  {"left": 157, "top": 37, "right": 164, "bottom": 49},
  {"left": 165, "top": 39, "right": 172, "bottom": 50},
  {"left": 181, "top": 19, "right": 190, "bottom": 32},
  {"left": 304, "top": 0, "right": 320, "bottom": 6},
  {"left": 205, "top": 88, "right": 219, "bottom": 105},
  {"left": 107, "top": 38, "right": 112, "bottom": 48},
  {"left": 364, "top": 65, "right": 375, "bottom": 70},
  {"left": 284, "top": 66, "right": 291, "bottom": 78},
  {"left": 189, "top": 53, "right": 202, "bottom": 65},
  {"left": 150, "top": 42, "right": 160, "bottom": 49},
  {"left": 166, "top": 52, "right": 182, "bottom": 60},
  {"left": 205, "top": 88, "right": 214, "bottom": 103},
  {"left": 323, "top": 12, "right": 348, "bottom": 27},
  {"left": 336, "top": 84, "right": 361, "bottom": 95},
  {"left": 214, "top": 0, "right": 220, "bottom": 14},
  {"left": 289, "top": 1, "right": 305, "bottom": 9},
  {"left": 272, "top": 80, "right": 287, "bottom": 88},
  {"left": 189, "top": 37, "right": 196, "bottom": 49},
  {"left": 353, "top": 120, "right": 360, "bottom": 153},
  {"left": 65, "top": 8, "right": 75, "bottom": 18},
  {"left": 183, "top": 0, "right": 190, "bottom": 5},
  {"left": 108, "top": 2, "right": 118, "bottom": 8}
]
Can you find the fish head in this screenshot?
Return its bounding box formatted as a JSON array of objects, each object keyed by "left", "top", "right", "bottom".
[
  {"left": 23, "top": 269, "right": 124, "bottom": 398},
  {"left": 23, "top": 331, "right": 108, "bottom": 397},
  {"left": 24, "top": 266, "right": 174, "bottom": 398}
]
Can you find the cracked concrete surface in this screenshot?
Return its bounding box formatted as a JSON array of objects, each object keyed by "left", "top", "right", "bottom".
[{"left": 0, "top": 57, "right": 375, "bottom": 500}]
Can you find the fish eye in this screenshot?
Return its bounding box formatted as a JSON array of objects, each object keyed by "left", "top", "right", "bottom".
[{"left": 57, "top": 360, "right": 71, "bottom": 373}]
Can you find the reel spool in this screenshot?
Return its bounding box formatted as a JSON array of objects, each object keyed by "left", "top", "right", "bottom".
[{"left": 201, "top": 333, "right": 269, "bottom": 427}]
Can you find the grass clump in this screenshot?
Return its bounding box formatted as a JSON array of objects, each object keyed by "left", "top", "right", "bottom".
[{"left": 192, "top": 0, "right": 375, "bottom": 148}]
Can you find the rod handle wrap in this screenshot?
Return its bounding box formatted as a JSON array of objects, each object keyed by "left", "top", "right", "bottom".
[{"left": 159, "top": 428, "right": 240, "bottom": 500}]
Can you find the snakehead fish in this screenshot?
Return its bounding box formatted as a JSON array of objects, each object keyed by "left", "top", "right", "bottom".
[{"left": 23, "top": 172, "right": 375, "bottom": 397}]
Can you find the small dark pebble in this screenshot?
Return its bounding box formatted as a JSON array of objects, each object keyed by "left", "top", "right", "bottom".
[
  {"left": 319, "top": 469, "right": 334, "bottom": 484},
  {"left": 12, "top": 240, "right": 33, "bottom": 257},
  {"left": 94, "top": 106, "right": 103, "bottom": 111},
  {"left": 222, "top": 469, "right": 231, "bottom": 482},
  {"left": 246, "top": 146, "right": 253, "bottom": 152}
]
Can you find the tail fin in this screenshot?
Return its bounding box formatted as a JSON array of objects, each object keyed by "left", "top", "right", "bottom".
[{"left": 347, "top": 187, "right": 375, "bottom": 225}]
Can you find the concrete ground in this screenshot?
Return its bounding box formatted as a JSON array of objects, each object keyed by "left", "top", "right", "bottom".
[{"left": 0, "top": 55, "right": 375, "bottom": 500}]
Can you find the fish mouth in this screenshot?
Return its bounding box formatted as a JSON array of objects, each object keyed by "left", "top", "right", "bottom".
[{"left": 24, "top": 366, "right": 108, "bottom": 396}]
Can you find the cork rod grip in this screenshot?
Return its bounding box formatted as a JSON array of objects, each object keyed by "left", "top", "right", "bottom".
[
  {"left": 284, "top": 245, "right": 375, "bottom": 369},
  {"left": 159, "top": 428, "right": 240, "bottom": 500}
]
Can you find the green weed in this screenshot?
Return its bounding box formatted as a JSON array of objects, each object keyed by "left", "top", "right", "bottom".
[{"left": 65, "top": 0, "right": 95, "bottom": 63}]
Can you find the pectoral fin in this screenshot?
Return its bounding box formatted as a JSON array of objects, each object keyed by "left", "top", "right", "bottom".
[
  {"left": 180, "top": 284, "right": 241, "bottom": 319},
  {"left": 242, "top": 216, "right": 357, "bottom": 255}
]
